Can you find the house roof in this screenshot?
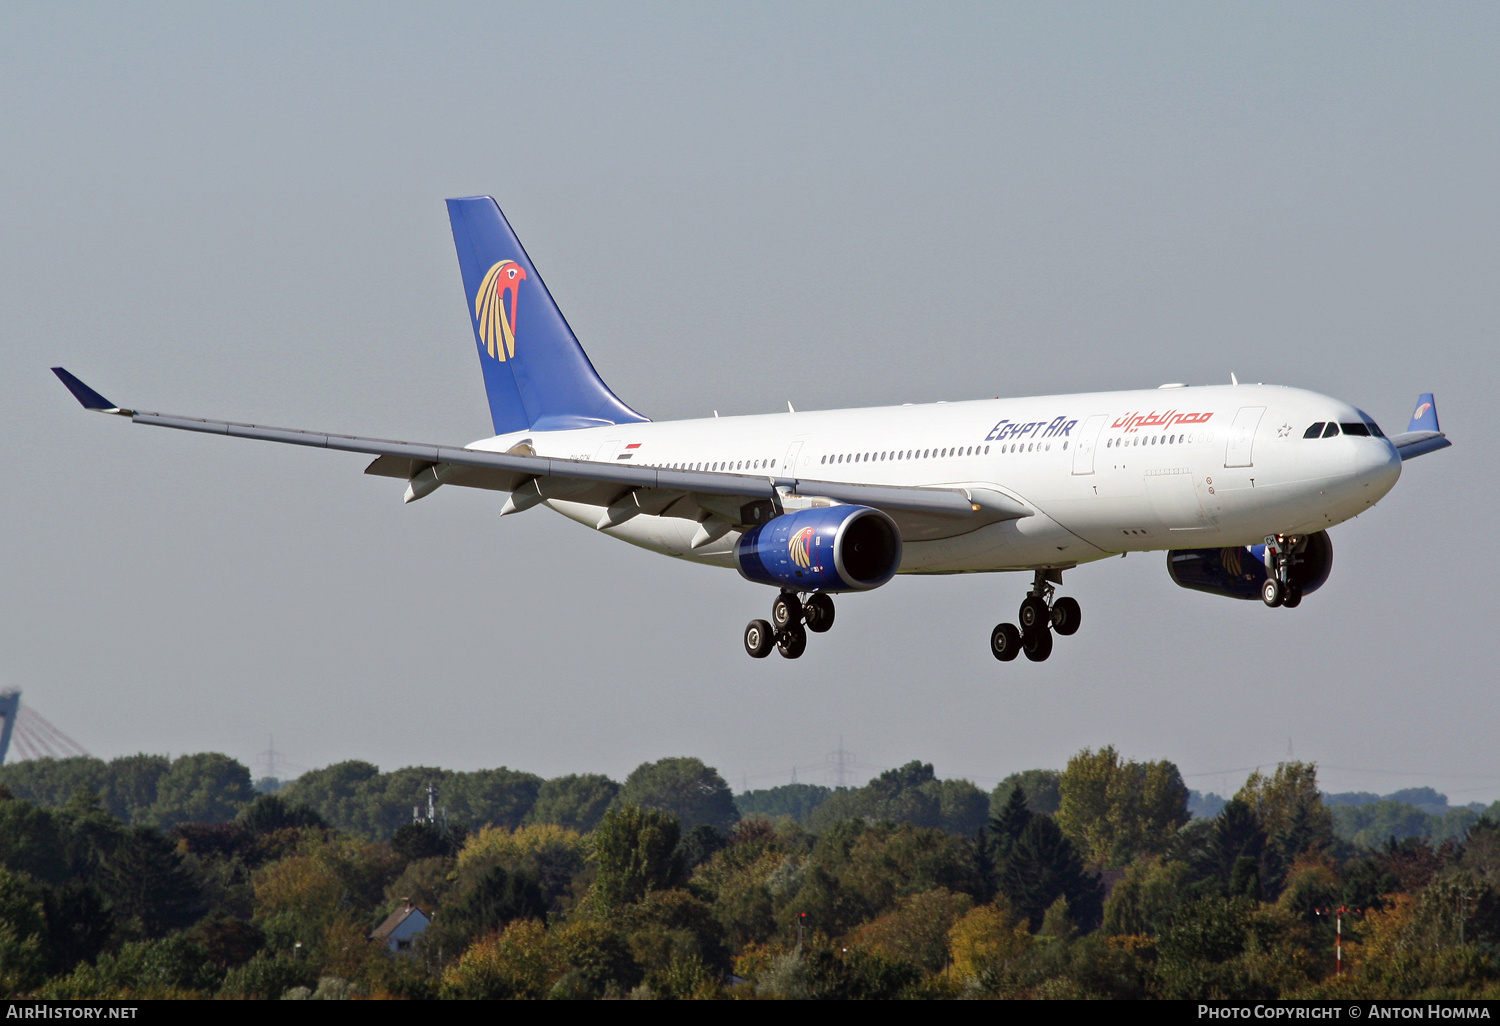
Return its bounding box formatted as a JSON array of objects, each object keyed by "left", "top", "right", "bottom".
[{"left": 371, "top": 904, "right": 429, "bottom": 943}]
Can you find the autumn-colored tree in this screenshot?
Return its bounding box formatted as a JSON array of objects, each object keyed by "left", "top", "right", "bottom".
[
  {"left": 442, "top": 918, "right": 563, "bottom": 999},
  {"left": 848, "top": 887, "right": 973, "bottom": 973},
  {"left": 947, "top": 898, "right": 1032, "bottom": 979}
]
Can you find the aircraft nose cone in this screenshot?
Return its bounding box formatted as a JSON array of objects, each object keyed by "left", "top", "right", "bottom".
[{"left": 1357, "top": 440, "right": 1402, "bottom": 499}]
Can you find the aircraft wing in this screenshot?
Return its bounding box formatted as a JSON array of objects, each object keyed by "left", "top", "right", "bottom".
[{"left": 53, "top": 368, "right": 1030, "bottom": 540}]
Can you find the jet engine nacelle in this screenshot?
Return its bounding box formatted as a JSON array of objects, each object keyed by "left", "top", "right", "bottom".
[
  {"left": 1167, "top": 530, "right": 1333, "bottom": 600},
  {"left": 735, "top": 504, "right": 902, "bottom": 592}
]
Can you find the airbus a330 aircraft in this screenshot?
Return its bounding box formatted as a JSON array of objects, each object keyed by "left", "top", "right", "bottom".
[{"left": 54, "top": 197, "right": 1452, "bottom": 664}]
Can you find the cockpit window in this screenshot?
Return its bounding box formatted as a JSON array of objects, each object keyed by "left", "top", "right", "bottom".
[
  {"left": 1304, "top": 422, "right": 1325, "bottom": 438},
  {"left": 1340, "top": 422, "right": 1370, "bottom": 437},
  {"left": 1356, "top": 410, "right": 1385, "bottom": 437},
  {"left": 1322, "top": 422, "right": 1340, "bottom": 438}
]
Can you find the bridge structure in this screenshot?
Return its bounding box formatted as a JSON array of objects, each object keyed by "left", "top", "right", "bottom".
[{"left": 0, "top": 689, "right": 88, "bottom": 766}]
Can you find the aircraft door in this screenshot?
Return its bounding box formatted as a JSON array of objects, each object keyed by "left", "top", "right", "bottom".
[
  {"left": 595, "top": 438, "right": 622, "bottom": 462},
  {"left": 782, "top": 440, "right": 803, "bottom": 474},
  {"left": 1224, "top": 407, "right": 1265, "bottom": 468},
  {"left": 1071, "top": 415, "right": 1107, "bottom": 475}
]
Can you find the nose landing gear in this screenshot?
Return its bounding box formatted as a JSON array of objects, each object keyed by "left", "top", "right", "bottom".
[
  {"left": 1260, "top": 535, "right": 1306, "bottom": 609},
  {"left": 990, "top": 570, "right": 1080, "bottom": 663},
  {"left": 745, "top": 590, "right": 835, "bottom": 659}
]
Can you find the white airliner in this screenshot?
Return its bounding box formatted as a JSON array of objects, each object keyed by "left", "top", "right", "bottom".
[{"left": 54, "top": 197, "right": 1451, "bottom": 663}]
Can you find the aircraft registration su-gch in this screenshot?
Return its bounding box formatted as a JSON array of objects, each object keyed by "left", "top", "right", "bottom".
[{"left": 55, "top": 197, "right": 1452, "bottom": 663}]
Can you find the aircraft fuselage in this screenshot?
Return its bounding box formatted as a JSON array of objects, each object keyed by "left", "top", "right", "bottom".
[{"left": 470, "top": 382, "right": 1403, "bottom": 576}]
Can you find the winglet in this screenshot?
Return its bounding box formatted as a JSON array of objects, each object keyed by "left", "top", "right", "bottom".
[
  {"left": 1407, "top": 393, "right": 1440, "bottom": 433},
  {"left": 51, "top": 368, "right": 131, "bottom": 415}
]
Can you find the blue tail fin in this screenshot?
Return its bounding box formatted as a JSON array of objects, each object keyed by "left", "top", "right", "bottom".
[
  {"left": 446, "top": 197, "right": 649, "bottom": 434},
  {"left": 1407, "top": 393, "right": 1440, "bottom": 433}
]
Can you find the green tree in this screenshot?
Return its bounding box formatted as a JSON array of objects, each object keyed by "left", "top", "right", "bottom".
[
  {"left": 277, "top": 760, "right": 381, "bottom": 836},
  {"left": 219, "top": 951, "right": 316, "bottom": 999},
  {"left": 428, "top": 864, "right": 548, "bottom": 956},
  {"left": 0, "top": 800, "right": 69, "bottom": 885},
  {"left": 40, "top": 936, "right": 222, "bottom": 997},
  {"left": 39, "top": 883, "right": 114, "bottom": 975},
  {"left": 593, "top": 806, "right": 685, "bottom": 907},
  {"left": 147, "top": 753, "right": 255, "bottom": 829},
  {"left": 1234, "top": 762, "right": 1333, "bottom": 875},
  {"left": 443, "top": 768, "right": 543, "bottom": 831},
  {"left": 235, "top": 793, "right": 326, "bottom": 834},
  {"left": 989, "top": 785, "right": 1034, "bottom": 873},
  {"left": 735, "top": 782, "right": 831, "bottom": 825},
  {"left": 0, "top": 868, "right": 46, "bottom": 996},
  {"left": 1102, "top": 855, "right": 1192, "bottom": 937},
  {"left": 1056, "top": 746, "right": 1190, "bottom": 867},
  {"left": 1201, "top": 798, "right": 1268, "bottom": 888},
  {"left": 935, "top": 778, "right": 991, "bottom": 836},
  {"left": 616, "top": 758, "right": 738, "bottom": 832},
  {"left": 97, "top": 827, "right": 203, "bottom": 940},
  {"left": 391, "top": 821, "right": 456, "bottom": 863},
  {"left": 1153, "top": 895, "right": 1272, "bottom": 1000},
  {"left": 805, "top": 763, "right": 987, "bottom": 835},
  {"left": 552, "top": 920, "right": 643, "bottom": 998},
  {"left": 990, "top": 769, "right": 1062, "bottom": 818},
  {"left": 528, "top": 774, "right": 620, "bottom": 832},
  {"left": 101, "top": 754, "right": 170, "bottom": 825},
  {"left": 360, "top": 766, "right": 451, "bottom": 838},
  {"left": 1001, "top": 816, "right": 1102, "bottom": 931},
  {"left": 0, "top": 757, "right": 109, "bottom": 810}
]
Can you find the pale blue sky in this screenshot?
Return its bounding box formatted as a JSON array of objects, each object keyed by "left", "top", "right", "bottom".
[{"left": 2, "top": 3, "right": 1495, "bottom": 800}]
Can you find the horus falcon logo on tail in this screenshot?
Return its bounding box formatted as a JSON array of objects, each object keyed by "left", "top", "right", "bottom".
[{"left": 476, "top": 259, "right": 527, "bottom": 361}]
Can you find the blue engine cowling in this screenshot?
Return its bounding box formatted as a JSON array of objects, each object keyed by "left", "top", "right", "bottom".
[
  {"left": 1167, "top": 530, "right": 1333, "bottom": 600},
  {"left": 735, "top": 505, "right": 902, "bottom": 592}
]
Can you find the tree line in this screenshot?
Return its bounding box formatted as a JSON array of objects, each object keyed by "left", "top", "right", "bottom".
[{"left": 0, "top": 746, "right": 1497, "bottom": 999}]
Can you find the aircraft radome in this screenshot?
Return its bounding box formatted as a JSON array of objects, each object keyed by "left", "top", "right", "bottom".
[{"left": 54, "top": 197, "right": 1452, "bottom": 663}]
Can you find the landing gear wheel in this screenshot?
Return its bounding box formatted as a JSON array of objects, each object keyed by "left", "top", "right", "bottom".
[
  {"left": 1261, "top": 578, "right": 1284, "bottom": 608},
  {"left": 772, "top": 592, "right": 803, "bottom": 630},
  {"left": 804, "top": 593, "right": 836, "bottom": 633},
  {"left": 776, "top": 624, "right": 807, "bottom": 659},
  {"left": 1022, "top": 626, "right": 1054, "bottom": 662},
  {"left": 1051, "top": 597, "right": 1082, "bottom": 636},
  {"left": 990, "top": 623, "right": 1022, "bottom": 662},
  {"left": 1281, "top": 583, "right": 1302, "bottom": 608},
  {"left": 744, "top": 619, "right": 774, "bottom": 659},
  {"left": 1018, "top": 595, "right": 1049, "bottom": 631}
]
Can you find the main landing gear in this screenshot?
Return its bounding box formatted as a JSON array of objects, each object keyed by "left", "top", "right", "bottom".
[
  {"left": 990, "top": 570, "right": 1080, "bottom": 663},
  {"left": 745, "top": 590, "right": 835, "bottom": 659},
  {"left": 1259, "top": 534, "right": 1305, "bottom": 609}
]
